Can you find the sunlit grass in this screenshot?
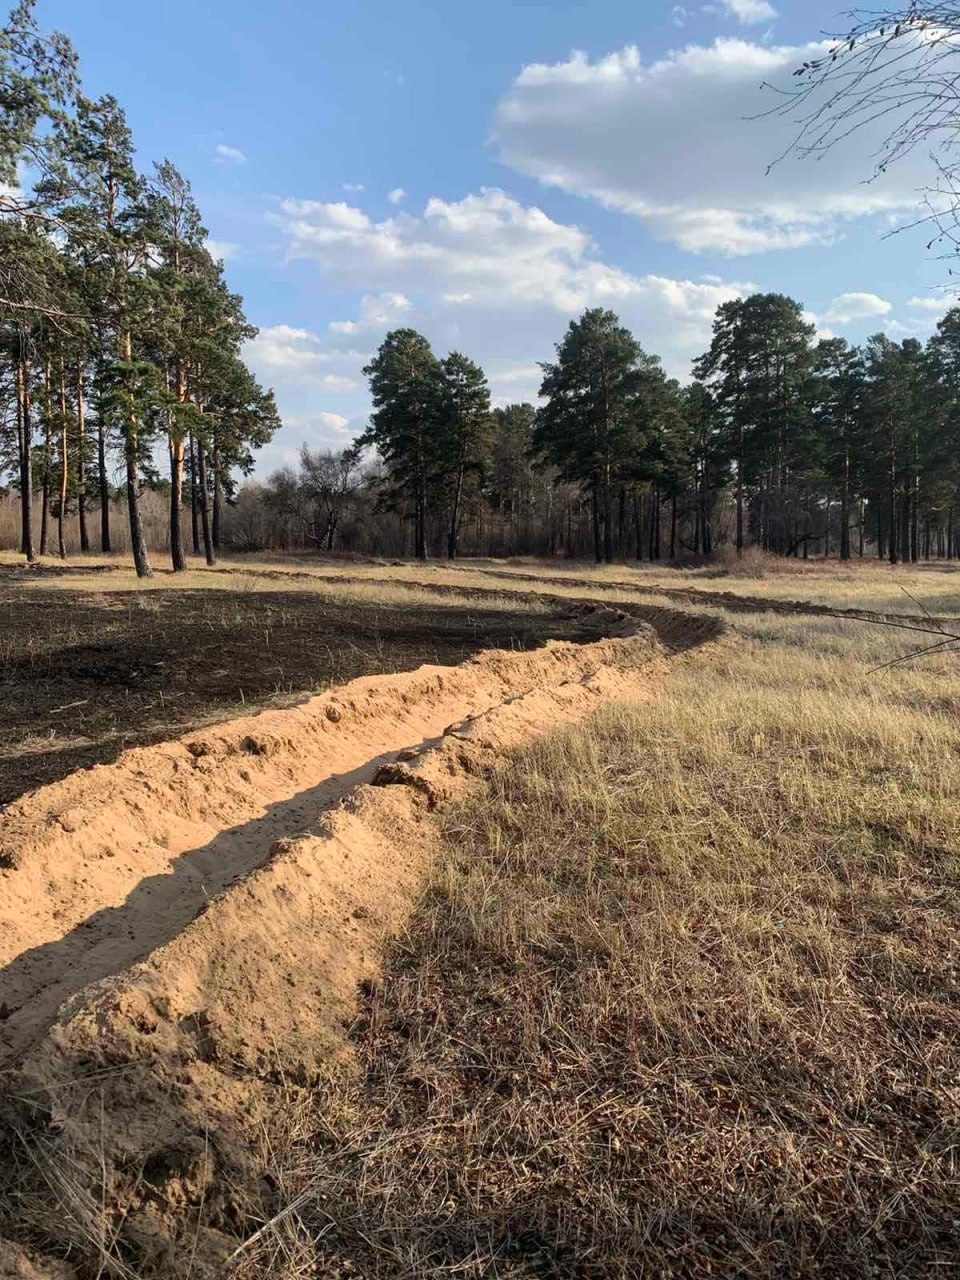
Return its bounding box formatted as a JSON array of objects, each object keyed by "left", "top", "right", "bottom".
[{"left": 246, "top": 572, "right": 960, "bottom": 1278}]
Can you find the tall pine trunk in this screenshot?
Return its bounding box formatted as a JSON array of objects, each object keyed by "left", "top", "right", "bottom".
[
  {"left": 735, "top": 404, "right": 744, "bottom": 557},
  {"left": 447, "top": 462, "right": 465, "bottom": 559},
  {"left": 888, "top": 430, "right": 898, "bottom": 566},
  {"left": 169, "top": 360, "right": 187, "bottom": 571},
  {"left": 125, "top": 442, "right": 151, "bottom": 578},
  {"left": 911, "top": 474, "right": 920, "bottom": 563},
  {"left": 701, "top": 461, "right": 712, "bottom": 556},
  {"left": 900, "top": 487, "right": 911, "bottom": 564},
  {"left": 57, "top": 360, "right": 68, "bottom": 560},
  {"left": 98, "top": 414, "right": 111, "bottom": 553},
  {"left": 415, "top": 472, "right": 427, "bottom": 561},
  {"left": 76, "top": 361, "right": 90, "bottom": 553},
  {"left": 120, "top": 327, "right": 152, "bottom": 579},
  {"left": 858, "top": 498, "right": 865, "bottom": 559},
  {"left": 169, "top": 438, "right": 186, "bottom": 571},
  {"left": 670, "top": 494, "right": 677, "bottom": 561},
  {"left": 16, "top": 347, "right": 35, "bottom": 563},
  {"left": 840, "top": 451, "right": 851, "bottom": 560},
  {"left": 196, "top": 426, "right": 215, "bottom": 566},
  {"left": 39, "top": 360, "right": 51, "bottom": 556},
  {"left": 602, "top": 471, "right": 613, "bottom": 564},
  {"left": 189, "top": 432, "right": 200, "bottom": 555},
  {"left": 212, "top": 449, "right": 223, "bottom": 557}
]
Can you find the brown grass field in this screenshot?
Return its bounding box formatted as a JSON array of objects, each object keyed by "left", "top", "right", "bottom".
[
  {"left": 3, "top": 550, "right": 960, "bottom": 1278},
  {"left": 232, "top": 554, "right": 960, "bottom": 1279}
]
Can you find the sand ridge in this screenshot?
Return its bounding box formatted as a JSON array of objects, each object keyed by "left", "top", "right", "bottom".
[
  {"left": 0, "top": 612, "right": 664, "bottom": 1068},
  {"left": 0, "top": 605, "right": 720, "bottom": 1276}
]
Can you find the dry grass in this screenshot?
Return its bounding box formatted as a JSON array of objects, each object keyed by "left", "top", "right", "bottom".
[
  {"left": 6, "top": 550, "right": 960, "bottom": 1276},
  {"left": 411, "top": 558, "right": 960, "bottom": 618},
  {"left": 235, "top": 603, "right": 960, "bottom": 1278},
  {"left": 7, "top": 544, "right": 960, "bottom": 615}
]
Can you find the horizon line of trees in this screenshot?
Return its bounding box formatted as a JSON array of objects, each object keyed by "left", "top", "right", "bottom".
[
  {"left": 0, "top": 1, "right": 278, "bottom": 577},
  {"left": 252, "top": 296, "right": 960, "bottom": 566},
  {"left": 7, "top": 3, "right": 960, "bottom": 571}
]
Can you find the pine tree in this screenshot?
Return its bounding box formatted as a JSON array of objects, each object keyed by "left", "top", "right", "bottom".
[
  {"left": 534, "top": 308, "right": 654, "bottom": 564},
  {"left": 488, "top": 404, "right": 539, "bottom": 555},
  {"left": 180, "top": 262, "right": 277, "bottom": 564},
  {"left": 146, "top": 159, "right": 208, "bottom": 570},
  {"left": 0, "top": 222, "right": 63, "bottom": 561},
  {"left": 0, "top": 1, "right": 77, "bottom": 314},
  {"left": 362, "top": 329, "right": 443, "bottom": 561},
  {"left": 438, "top": 352, "right": 492, "bottom": 559},
  {"left": 695, "top": 294, "right": 815, "bottom": 554},
  {"left": 814, "top": 339, "right": 866, "bottom": 561},
  {"left": 51, "top": 94, "right": 158, "bottom": 575},
  {"left": 682, "top": 381, "right": 726, "bottom": 557},
  {"left": 927, "top": 309, "right": 960, "bottom": 557}
]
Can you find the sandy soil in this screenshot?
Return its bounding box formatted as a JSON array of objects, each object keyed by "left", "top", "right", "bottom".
[
  {"left": 0, "top": 610, "right": 642, "bottom": 1066},
  {"left": 0, "top": 1242, "right": 72, "bottom": 1279},
  {"left": 0, "top": 603, "right": 715, "bottom": 1277}
]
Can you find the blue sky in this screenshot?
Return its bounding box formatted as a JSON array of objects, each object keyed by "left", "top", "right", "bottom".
[{"left": 37, "top": 0, "right": 950, "bottom": 475}]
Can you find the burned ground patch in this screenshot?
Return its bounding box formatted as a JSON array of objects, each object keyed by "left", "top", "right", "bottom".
[{"left": 0, "top": 582, "right": 582, "bottom": 805}]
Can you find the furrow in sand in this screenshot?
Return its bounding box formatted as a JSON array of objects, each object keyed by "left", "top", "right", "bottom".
[
  {"left": 0, "top": 611, "right": 720, "bottom": 1278},
  {"left": 0, "top": 611, "right": 701, "bottom": 1069}
]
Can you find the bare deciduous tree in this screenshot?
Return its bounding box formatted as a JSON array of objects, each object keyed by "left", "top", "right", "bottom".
[{"left": 767, "top": 5, "right": 960, "bottom": 255}]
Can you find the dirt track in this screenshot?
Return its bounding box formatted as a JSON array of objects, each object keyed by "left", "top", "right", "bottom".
[
  {"left": 0, "top": 599, "right": 722, "bottom": 1278},
  {"left": 436, "top": 563, "right": 960, "bottom": 630},
  {"left": 202, "top": 559, "right": 960, "bottom": 637}
]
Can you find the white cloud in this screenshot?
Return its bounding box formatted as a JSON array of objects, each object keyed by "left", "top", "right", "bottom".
[
  {"left": 330, "top": 291, "right": 413, "bottom": 334},
  {"left": 672, "top": 6, "right": 688, "bottom": 27},
  {"left": 313, "top": 201, "right": 372, "bottom": 232},
  {"left": 319, "top": 411, "right": 350, "bottom": 432},
  {"left": 205, "top": 238, "right": 239, "bottom": 262},
  {"left": 275, "top": 187, "right": 752, "bottom": 381},
  {"left": 908, "top": 296, "right": 948, "bottom": 313},
  {"left": 388, "top": 187, "right": 407, "bottom": 205},
  {"left": 493, "top": 39, "right": 927, "bottom": 255},
  {"left": 249, "top": 188, "right": 766, "bottom": 475},
  {"left": 245, "top": 324, "right": 364, "bottom": 389},
  {"left": 708, "top": 0, "right": 777, "bottom": 24},
  {"left": 342, "top": 182, "right": 366, "bottom": 192},
  {"left": 802, "top": 309, "right": 836, "bottom": 343},
  {"left": 493, "top": 362, "right": 542, "bottom": 384},
  {"left": 215, "top": 143, "right": 246, "bottom": 164},
  {"left": 824, "top": 292, "right": 892, "bottom": 325},
  {"left": 487, "top": 362, "right": 545, "bottom": 406}
]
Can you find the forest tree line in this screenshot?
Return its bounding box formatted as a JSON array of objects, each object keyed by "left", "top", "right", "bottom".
[
  {"left": 5, "top": 3, "right": 960, "bottom": 570},
  {"left": 0, "top": 1, "right": 278, "bottom": 577},
  {"left": 253, "top": 297, "right": 960, "bottom": 566}
]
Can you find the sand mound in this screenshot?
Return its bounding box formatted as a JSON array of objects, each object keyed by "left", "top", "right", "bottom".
[
  {"left": 0, "top": 1242, "right": 73, "bottom": 1280},
  {"left": 0, "top": 611, "right": 690, "bottom": 1277}
]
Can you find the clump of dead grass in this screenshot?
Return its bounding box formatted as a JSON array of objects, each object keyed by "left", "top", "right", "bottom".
[{"left": 255, "top": 617, "right": 960, "bottom": 1278}]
